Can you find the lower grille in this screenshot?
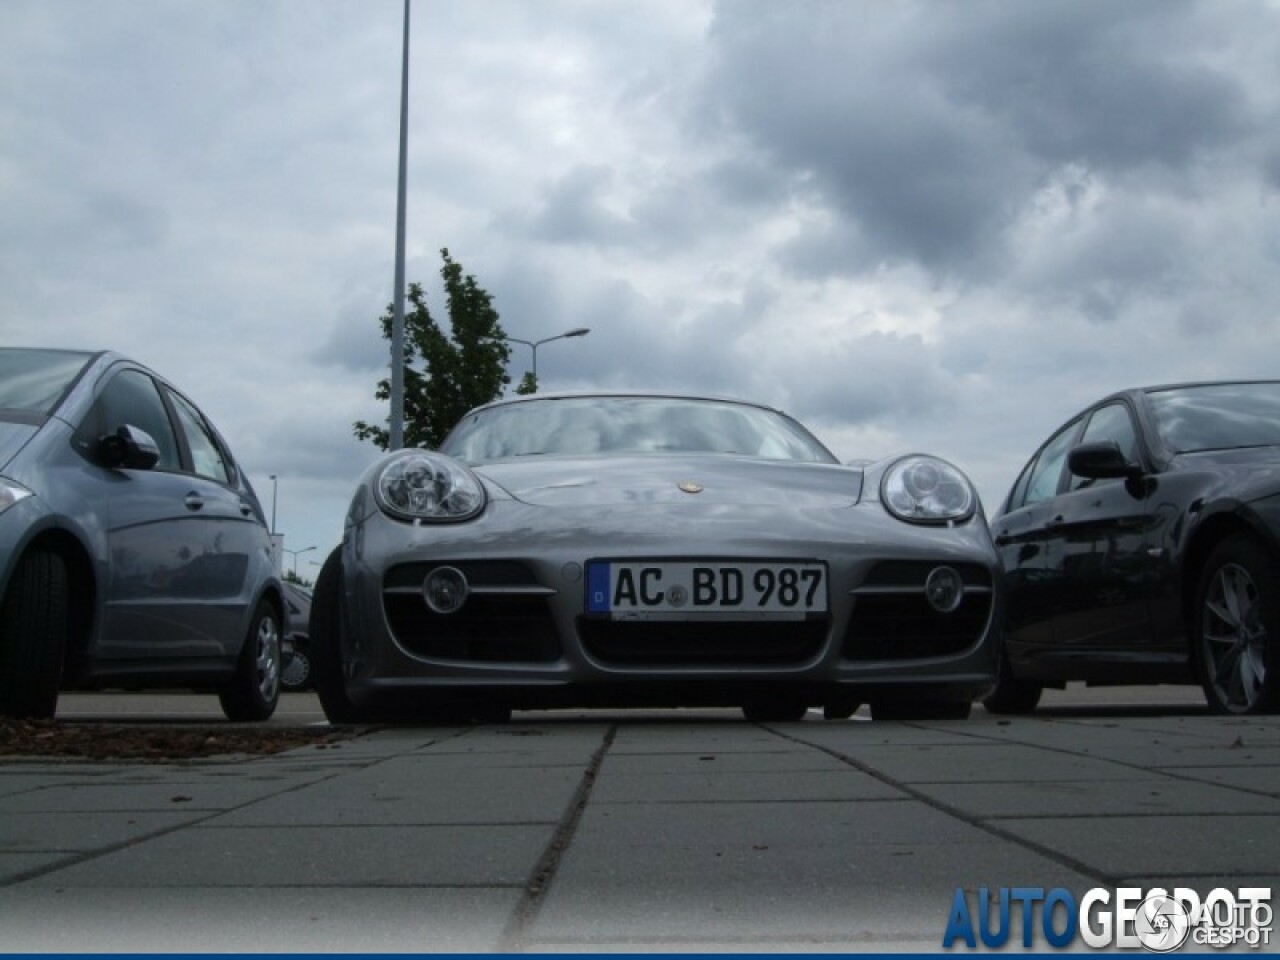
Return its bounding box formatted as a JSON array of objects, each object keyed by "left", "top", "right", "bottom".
[
  {"left": 842, "top": 561, "right": 992, "bottom": 661},
  {"left": 579, "top": 618, "right": 828, "bottom": 668},
  {"left": 383, "top": 561, "right": 561, "bottom": 663}
]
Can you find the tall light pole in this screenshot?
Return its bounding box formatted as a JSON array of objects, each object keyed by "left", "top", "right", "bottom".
[
  {"left": 389, "top": 0, "right": 411, "bottom": 450},
  {"left": 509, "top": 327, "right": 591, "bottom": 389},
  {"left": 269, "top": 474, "right": 278, "bottom": 534},
  {"left": 283, "top": 545, "right": 316, "bottom": 577}
]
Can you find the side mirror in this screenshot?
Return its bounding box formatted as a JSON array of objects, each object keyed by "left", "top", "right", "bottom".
[
  {"left": 100, "top": 424, "right": 160, "bottom": 471},
  {"left": 1068, "top": 441, "right": 1141, "bottom": 481}
]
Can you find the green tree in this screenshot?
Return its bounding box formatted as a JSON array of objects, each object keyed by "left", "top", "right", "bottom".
[
  {"left": 514, "top": 371, "right": 538, "bottom": 395},
  {"left": 354, "top": 248, "right": 511, "bottom": 450}
]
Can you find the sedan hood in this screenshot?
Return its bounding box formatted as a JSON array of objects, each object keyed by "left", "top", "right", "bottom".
[
  {"left": 474, "top": 455, "right": 862, "bottom": 508},
  {"left": 0, "top": 420, "right": 38, "bottom": 472}
]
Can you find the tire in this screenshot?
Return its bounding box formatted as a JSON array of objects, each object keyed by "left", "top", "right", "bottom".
[
  {"left": 742, "top": 701, "right": 808, "bottom": 722},
  {"left": 309, "top": 546, "right": 375, "bottom": 724},
  {"left": 982, "top": 646, "right": 1043, "bottom": 715},
  {"left": 0, "top": 549, "right": 68, "bottom": 719},
  {"left": 218, "top": 598, "right": 282, "bottom": 721},
  {"left": 1193, "top": 536, "right": 1280, "bottom": 715},
  {"left": 870, "top": 697, "right": 972, "bottom": 721}
]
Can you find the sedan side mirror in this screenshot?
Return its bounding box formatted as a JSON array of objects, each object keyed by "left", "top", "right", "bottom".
[
  {"left": 1068, "top": 441, "right": 1141, "bottom": 481},
  {"left": 100, "top": 424, "right": 160, "bottom": 471}
]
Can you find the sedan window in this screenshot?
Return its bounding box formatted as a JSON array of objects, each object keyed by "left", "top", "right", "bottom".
[
  {"left": 1020, "top": 422, "right": 1077, "bottom": 507},
  {"left": 1069, "top": 403, "right": 1138, "bottom": 490},
  {"left": 1148, "top": 382, "right": 1280, "bottom": 453}
]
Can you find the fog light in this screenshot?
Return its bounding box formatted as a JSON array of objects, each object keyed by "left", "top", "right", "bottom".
[
  {"left": 423, "top": 566, "right": 469, "bottom": 614},
  {"left": 925, "top": 566, "right": 964, "bottom": 613}
]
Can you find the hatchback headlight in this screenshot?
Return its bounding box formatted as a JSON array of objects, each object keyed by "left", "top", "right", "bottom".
[
  {"left": 374, "top": 451, "right": 485, "bottom": 522},
  {"left": 0, "top": 477, "right": 32, "bottom": 517},
  {"left": 882, "top": 455, "right": 975, "bottom": 524}
]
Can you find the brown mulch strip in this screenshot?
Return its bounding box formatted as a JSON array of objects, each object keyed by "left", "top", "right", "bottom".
[{"left": 0, "top": 716, "right": 356, "bottom": 762}]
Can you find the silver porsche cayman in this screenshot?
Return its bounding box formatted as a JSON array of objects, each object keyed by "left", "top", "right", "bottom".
[{"left": 311, "top": 393, "right": 1000, "bottom": 723}]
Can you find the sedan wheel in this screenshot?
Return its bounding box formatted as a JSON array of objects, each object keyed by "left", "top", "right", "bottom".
[
  {"left": 218, "top": 600, "right": 282, "bottom": 721},
  {"left": 1195, "top": 537, "right": 1279, "bottom": 715},
  {"left": 982, "top": 647, "right": 1042, "bottom": 715}
]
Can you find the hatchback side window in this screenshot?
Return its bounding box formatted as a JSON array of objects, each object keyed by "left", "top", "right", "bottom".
[
  {"left": 1070, "top": 403, "right": 1139, "bottom": 490},
  {"left": 76, "top": 370, "right": 181, "bottom": 470},
  {"left": 1021, "top": 422, "right": 1078, "bottom": 507},
  {"left": 168, "top": 390, "right": 232, "bottom": 485}
]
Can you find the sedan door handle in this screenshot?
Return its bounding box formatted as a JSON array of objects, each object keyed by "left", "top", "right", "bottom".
[
  {"left": 184, "top": 493, "right": 205, "bottom": 511},
  {"left": 238, "top": 500, "right": 254, "bottom": 517},
  {"left": 1045, "top": 515, "right": 1066, "bottom": 530}
]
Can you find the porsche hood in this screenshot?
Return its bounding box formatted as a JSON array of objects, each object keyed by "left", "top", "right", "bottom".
[{"left": 473, "top": 455, "right": 864, "bottom": 509}]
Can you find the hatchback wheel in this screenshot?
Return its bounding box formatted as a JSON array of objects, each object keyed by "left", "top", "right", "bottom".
[
  {"left": 0, "top": 549, "right": 68, "bottom": 719},
  {"left": 219, "top": 599, "right": 282, "bottom": 721},
  {"left": 1194, "top": 536, "right": 1279, "bottom": 715}
]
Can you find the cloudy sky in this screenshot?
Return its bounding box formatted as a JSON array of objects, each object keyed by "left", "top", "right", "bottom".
[{"left": 4, "top": 0, "right": 1280, "bottom": 572}]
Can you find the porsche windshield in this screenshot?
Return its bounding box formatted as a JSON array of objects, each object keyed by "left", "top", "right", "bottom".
[
  {"left": 441, "top": 396, "right": 838, "bottom": 464},
  {"left": 0, "top": 348, "right": 94, "bottom": 415},
  {"left": 1148, "top": 382, "right": 1280, "bottom": 453}
]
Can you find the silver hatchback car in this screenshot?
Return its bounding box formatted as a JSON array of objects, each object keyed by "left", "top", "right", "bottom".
[{"left": 0, "top": 348, "right": 284, "bottom": 720}]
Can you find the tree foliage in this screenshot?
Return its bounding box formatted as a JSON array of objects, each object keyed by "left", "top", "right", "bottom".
[{"left": 354, "top": 248, "right": 511, "bottom": 450}]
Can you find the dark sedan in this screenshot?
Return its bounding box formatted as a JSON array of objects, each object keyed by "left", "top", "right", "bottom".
[{"left": 988, "top": 380, "right": 1280, "bottom": 715}]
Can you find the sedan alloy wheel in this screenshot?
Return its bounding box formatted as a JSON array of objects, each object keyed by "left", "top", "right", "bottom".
[{"left": 1196, "top": 537, "right": 1279, "bottom": 715}]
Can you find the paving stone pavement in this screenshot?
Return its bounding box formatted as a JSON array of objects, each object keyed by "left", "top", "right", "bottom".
[{"left": 0, "top": 701, "right": 1276, "bottom": 953}]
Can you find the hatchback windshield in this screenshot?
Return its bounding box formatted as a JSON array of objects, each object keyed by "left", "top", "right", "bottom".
[
  {"left": 1148, "top": 382, "right": 1280, "bottom": 453},
  {"left": 441, "top": 396, "right": 838, "bottom": 464},
  {"left": 0, "top": 349, "right": 94, "bottom": 415}
]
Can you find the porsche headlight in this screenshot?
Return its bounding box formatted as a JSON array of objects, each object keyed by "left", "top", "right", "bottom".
[
  {"left": 882, "top": 455, "right": 975, "bottom": 524},
  {"left": 374, "top": 451, "right": 485, "bottom": 522},
  {"left": 0, "top": 477, "right": 32, "bottom": 517}
]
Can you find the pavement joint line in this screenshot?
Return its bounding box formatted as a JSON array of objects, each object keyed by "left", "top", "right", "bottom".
[
  {"left": 497, "top": 722, "right": 617, "bottom": 953},
  {"left": 938, "top": 717, "right": 1280, "bottom": 802},
  {"left": 767, "top": 722, "right": 1122, "bottom": 889},
  {"left": 0, "top": 743, "right": 390, "bottom": 889}
]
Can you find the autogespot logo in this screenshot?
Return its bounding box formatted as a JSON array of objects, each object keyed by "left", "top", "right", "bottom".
[{"left": 942, "top": 886, "right": 1273, "bottom": 951}]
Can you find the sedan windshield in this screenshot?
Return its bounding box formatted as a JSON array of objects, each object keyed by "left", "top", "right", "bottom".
[
  {"left": 441, "top": 396, "right": 838, "bottom": 464},
  {"left": 0, "top": 348, "right": 94, "bottom": 415},
  {"left": 1148, "top": 382, "right": 1280, "bottom": 453}
]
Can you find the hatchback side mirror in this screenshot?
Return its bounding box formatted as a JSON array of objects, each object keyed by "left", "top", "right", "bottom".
[
  {"left": 100, "top": 424, "right": 160, "bottom": 471},
  {"left": 1068, "top": 441, "right": 1142, "bottom": 481}
]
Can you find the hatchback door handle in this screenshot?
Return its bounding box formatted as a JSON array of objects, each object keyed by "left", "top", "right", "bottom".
[{"left": 184, "top": 493, "right": 205, "bottom": 511}]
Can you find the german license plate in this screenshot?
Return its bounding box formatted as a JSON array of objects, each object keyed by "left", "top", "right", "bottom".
[{"left": 585, "top": 561, "right": 827, "bottom": 620}]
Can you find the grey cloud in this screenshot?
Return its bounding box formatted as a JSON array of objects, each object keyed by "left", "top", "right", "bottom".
[{"left": 699, "top": 0, "right": 1270, "bottom": 275}]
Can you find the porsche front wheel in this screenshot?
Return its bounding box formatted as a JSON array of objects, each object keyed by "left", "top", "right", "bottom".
[{"left": 310, "top": 546, "right": 379, "bottom": 724}]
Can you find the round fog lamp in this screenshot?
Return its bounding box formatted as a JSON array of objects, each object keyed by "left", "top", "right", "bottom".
[
  {"left": 423, "top": 566, "right": 469, "bottom": 615},
  {"left": 925, "top": 566, "right": 964, "bottom": 613}
]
